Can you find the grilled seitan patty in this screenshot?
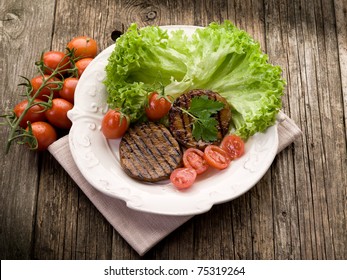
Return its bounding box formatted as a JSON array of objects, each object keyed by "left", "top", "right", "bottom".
[
  {"left": 168, "top": 89, "right": 232, "bottom": 150},
  {"left": 119, "top": 122, "right": 182, "bottom": 182}
]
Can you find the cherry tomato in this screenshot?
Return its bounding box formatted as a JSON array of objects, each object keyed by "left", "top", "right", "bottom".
[
  {"left": 59, "top": 77, "right": 78, "bottom": 104},
  {"left": 183, "top": 148, "right": 209, "bottom": 175},
  {"left": 42, "top": 51, "right": 70, "bottom": 75},
  {"left": 204, "top": 145, "right": 231, "bottom": 170},
  {"left": 30, "top": 75, "right": 60, "bottom": 101},
  {"left": 75, "top": 58, "right": 93, "bottom": 77},
  {"left": 44, "top": 98, "right": 73, "bottom": 129},
  {"left": 27, "top": 121, "right": 57, "bottom": 151},
  {"left": 14, "top": 99, "right": 47, "bottom": 128},
  {"left": 101, "top": 109, "right": 129, "bottom": 139},
  {"left": 220, "top": 134, "right": 245, "bottom": 160},
  {"left": 67, "top": 36, "right": 98, "bottom": 59},
  {"left": 145, "top": 92, "right": 172, "bottom": 121},
  {"left": 170, "top": 168, "right": 197, "bottom": 189}
]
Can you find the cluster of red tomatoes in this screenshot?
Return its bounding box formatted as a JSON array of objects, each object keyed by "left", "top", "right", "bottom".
[
  {"left": 170, "top": 134, "right": 245, "bottom": 189},
  {"left": 12, "top": 36, "right": 98, "bottom": 151}
]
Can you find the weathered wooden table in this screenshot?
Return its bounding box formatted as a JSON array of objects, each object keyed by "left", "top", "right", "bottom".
[{"left": 1, "top": 0, "right": 346, "bottom": 260}]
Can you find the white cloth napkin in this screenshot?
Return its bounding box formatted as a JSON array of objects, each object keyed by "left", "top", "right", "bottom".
[{"left": 48, "top": 111, "right": 301, "bottom": 255}]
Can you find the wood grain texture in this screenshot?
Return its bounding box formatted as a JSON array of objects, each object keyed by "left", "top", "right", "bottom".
[
  {"left": 0, "top": 0, "right": 346, "bottom": 260},
  {"left": 0, "top": 0, "right": 56, "bottom": 259}
]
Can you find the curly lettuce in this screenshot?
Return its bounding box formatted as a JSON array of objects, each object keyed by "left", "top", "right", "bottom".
[{"left": 104, "top": 21, "right": 285, "bottom": 139}]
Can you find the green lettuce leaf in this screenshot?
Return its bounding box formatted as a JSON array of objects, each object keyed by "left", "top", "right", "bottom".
[{"left": 104, "top": 21, "right": 285, "bottom": 139}]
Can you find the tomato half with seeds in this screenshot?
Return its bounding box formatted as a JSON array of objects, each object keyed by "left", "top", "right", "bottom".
[
  {"left": 42, "top": 51, "right": 70, "bottom": 75},
  {"left": 14, "top": 99, "right": 47, "bottom": 128},
  {"left": 30, "top": 75, "right": 61, "bottom": 101},
  {"left": 27, "top": 121, "right": 57, "bottom": 151},
  {"left": 75, "top": 58, "right": 93, "bottom": 77},
  {"left": 170, "top": 168, "right": 197, "bottom": 189},
  {"left": 45, "top": 98, "right": 73, "bottom": 129},
  {"left": 183, "top": 148, "right": 209, "bottom": 175},
  {"left": 145, "top": 92, "right": 172, "bottom": 121},
  {"left": 101, "top": 109, "right": 129, "bottom": 139},
  {"left": 204, "top": 145, "right": 231, "bottom": 170},
  {"left": 59, "top": 77, "right": 78, "bottom": 104},
  {"left": 220, "top": 134, "right": 245, "bottom": 160},
  {"left": 67, "top": 36, "right": 98, "bottom": 59}
]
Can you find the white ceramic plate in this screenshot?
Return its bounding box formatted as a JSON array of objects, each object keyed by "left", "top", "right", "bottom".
[{"left": 68, "top": 25, "right": 279, "bottom": 216}]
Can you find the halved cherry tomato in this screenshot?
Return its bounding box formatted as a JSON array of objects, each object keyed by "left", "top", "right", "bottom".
[
  {"left": 30, "top": 75, "right": 61, "bottom": 101},
  {"left": 14, "top": 99, "right": 47, "bottom": 128},
  {"left": 183, "top": 148, "right": 209, "bottom": 175},
  {"left": 204, "top": 145, "right": 231, "bottom": 170},
  {"left": 75, "top": 58, "right": 93, "bottom": 77},
  {"left": 59, "top": 77, "right": 78, "bottom": 104},
  {"left": 170, "top": 168, "right": 197, "bottom": 189},
  {"left": 67, "top": 36, "right": 98, "bottom": 59},
  {"left": 145, "top": 92, "right": 172, "bottom": 121},
  {"left": 220, "top": 134, "right": 245, "bottom": 160},
  {"left": 27, "top": 121, "right": 57, "bottom": 151},
  {"left": 45, "top": 98, "right": 73, "bottom": 129},
  {"left": 101, "top": 109, "right": 129, "bottom": 139},
  {"left": 42, "top": 51, "right": 70, "bottom": 75}
]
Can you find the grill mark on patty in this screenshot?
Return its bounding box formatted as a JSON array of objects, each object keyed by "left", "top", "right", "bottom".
[
  {"left": 128, "top": 126, "right": 164, "bottom": 179},
  {"left": 137, "top": 124, "right": 173, "bottom": 175},
  {"left": 121, "top": 135, "right": 156, "bottom": 180},
  {"left": 156, "top": 124, "right": 182, "bottom": 166},
  {"left": 120, "top": 138, "right": 146, "bottom": 180},
  {"left": 119, "top": 122, "right": 182, "bottom": 182}
]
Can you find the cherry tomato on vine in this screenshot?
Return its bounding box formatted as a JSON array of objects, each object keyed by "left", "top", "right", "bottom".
[
  {"left": 44, "top": 98, "right": 73, "bottom": 129},
  {"left": 59, "top": 77, "right": 78, "bottom": 104},
  {"left": 14, "top": 99, "right": 47, "bottom": 128},
  {"left": 145, "top": 92, "right": 172, "bottom": 121},
  {"left": 101, "top": 109, "right": 129, "bottom": 139},
  {"left": 170, "top": 167, "right": 197, "bottom": 189},
  {"left": 67, "top": 36, "right": 98, "bottom": 59},
  {"left": 75, "top": 58, "right": 93, "bottom": 77},
  {"left": 183, "top": 148, "right": 209, "bottom": 175},
  {"left": 220, "top": 134, "right": 245, "bottom": 160},
  {"left": 42, "top": 51, "right": 70, "bottom": 75},
  {"left": 30, "top": 75, "right": 60, "bottom": 101},
  {"left": 204, "top": 145, "right": 231, "bottom": 170},
  {"left": 27, "top": 121, "right": 57, "bottom": 151}
]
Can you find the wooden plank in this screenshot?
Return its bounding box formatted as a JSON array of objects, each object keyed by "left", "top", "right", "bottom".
[
  {"left": 265, "top": 0, "right": 347, "bottom": 259},
  {"left": 33, "top": 0, "right": 118, "bottom": 259},
  {"left": 0, "top": 0, "right": 55, "bottom": 259},
  {"left": 332, "top": 0, "right": 347, "bottom": 260}
]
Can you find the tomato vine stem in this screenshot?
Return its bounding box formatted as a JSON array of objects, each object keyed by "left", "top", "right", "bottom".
[{"left": 1, "top": 49, "right": 77, "bottom": 153}]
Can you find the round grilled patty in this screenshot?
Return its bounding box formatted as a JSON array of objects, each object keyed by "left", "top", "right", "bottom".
[
  {"left": 119, "top": 122, "right": 182, "bottom": 182},
  {"left": 168, "top": 89, "right": 232, "bottom": 150}
]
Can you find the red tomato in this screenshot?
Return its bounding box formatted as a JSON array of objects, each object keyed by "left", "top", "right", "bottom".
[
  {"left": 75, "top": 58, "right": 93, "bottom": 77},
  {"left": 170, "top": 168, "right": 197, "bottom": 189},
  {"left": 101, "top": 109, "right": 129, "bottom": 139},
  {"left": 14, "top": 99, "right": 47, "bottom": 128},
  {"left": 220, "top": 134, "right": 245, "bottom": 160},
  {"left": 204, "top": 145, "right": 231, "bottom": 170},
  {"left": 183, "top": 148, "right": 209, "bottom": 175},
  {"left": 145, "top": 92, "right": 172, "bottom": 121},
  {"left": 67, "top": 36, "right": 98, "bottom": 59},
  {"left": 59, "top": 77, "right": 78, "bottom": 104},
  {"left": 44, "top": 98, "right": 73, "bottom": 129},
  {"left": 26, "top": 121, "right": 57, "bottom": 151},
  {"left": 30, "top": 75, "right": 60, "bottom": 101},
  {"left": 42, "top": 51, "right": 70, "bottom": 75}
]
